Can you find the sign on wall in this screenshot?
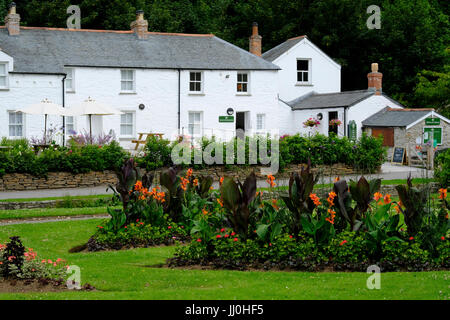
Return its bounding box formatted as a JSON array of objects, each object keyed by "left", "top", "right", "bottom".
[
  {"left": 348, "top": 120, "right": 357, "bottom": 142},
  {"left": 219, "top": 116, "right": 234, "bottom": 123},
  {"left": 425, "top": 117, "right": 440, "bottom": 125}
]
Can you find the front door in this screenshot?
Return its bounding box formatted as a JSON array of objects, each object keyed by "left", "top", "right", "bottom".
[{"left": 236, "top": 112, "right": 246, "bottom": 139}]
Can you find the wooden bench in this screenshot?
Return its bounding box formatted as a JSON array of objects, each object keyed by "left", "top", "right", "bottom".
[{"left": 131, "top": 133, "right": 164, "bottom": 150}]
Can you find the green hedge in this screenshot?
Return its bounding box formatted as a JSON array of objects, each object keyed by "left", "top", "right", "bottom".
[
  {"left": 0, "top": 139, "right": 128, "bottom": 177},
  {"left": 435, "top": 148, "right": 450, "bottom": 187},
  {"left": 137, "top": 133, "right": 386, "bottom": 173}
]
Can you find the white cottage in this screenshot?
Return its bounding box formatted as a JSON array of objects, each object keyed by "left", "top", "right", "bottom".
[{"left": 0, "top": 3, "right": 420, "bottom": 150}]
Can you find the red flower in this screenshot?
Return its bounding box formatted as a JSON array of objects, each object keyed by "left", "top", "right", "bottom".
[
  {"left": 224, "top": 234, "right": 229, "bottom": 238},
  {"left": 196, "top": 239, "right": 202, "bottom": 242},
  {"left": 168, "top": 226, "right": 172, "bottom": 229},
  {"left": 339, "top": 240, "right": 348, "bottom": 246},
  {"left": 409, "top": 237, "right": 414, "bottom": 241},
  {"left": 216, "top": 235, "right": 222, "bottom": 239},
  {"left": 136, "top": 219, "right": 139, "bottom": 222},
  {"left": 441, "top": 236, "right": 445, "bottom": 240},
  {"left": 233, "top": 238, "right": 238, "bottom": 242},
  {"left": 231, "top": 232, "right": 236, "bottom": 236},
  {"left": 124, "top": 226, "right": 127, "bottom": 229},
  {"left": 220, "top": 228, "right": 225, "bottom": 232},
  {"left": 289, "top": 235, "right": 293, "bottom": 239}
]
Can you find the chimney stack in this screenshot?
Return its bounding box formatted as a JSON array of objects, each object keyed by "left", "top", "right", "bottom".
[
  {"left": 249, "top": 22, "right": 262, "bottom": 56},
  {"left": 367, "top": 63, "right": 382, "bottom": 95},
  {"left": 5, "top": 2, "right": 20, "bottom": 36},
  {"left": 130, "top": 10, "right": 148, "bottom": 39}
]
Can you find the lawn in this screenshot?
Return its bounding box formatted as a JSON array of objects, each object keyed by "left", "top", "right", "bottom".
[
  {"left": 0, "top": 207, "right": 113, "bottom": 221},
  {"left": 0, "top": 218, "right": 448, "bottom": 300}
]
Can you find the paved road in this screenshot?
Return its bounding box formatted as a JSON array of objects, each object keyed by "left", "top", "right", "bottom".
[{"left": 0, "top": 163, "right": 433, "bottom": 200}]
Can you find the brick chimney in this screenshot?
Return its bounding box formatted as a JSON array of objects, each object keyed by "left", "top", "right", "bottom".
[
  {"left": 130, "top": 10, "right": 148, "bottom": 39},
  {"left": 249, "top": 22, "right": 262, "bottom": 56},
  {"left": 368, "top": 63, "right": 383, "bottom": 95},
  {"left": 5, "top": 2, "right": 20, "bottom": 36}
]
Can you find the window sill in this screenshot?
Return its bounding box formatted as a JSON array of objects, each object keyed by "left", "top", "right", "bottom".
[
  {"left": 295, "top": 82, "right": 313, "bottom": 86},
  {"left": 236, "top": 92, "right": 251, "bottom": 96},
  {"left": 0, "top": 87, "right": 10, "bottom": 91},
  {"left": 188, "top": 92, "right": 205, "bottom": 96},
  {"left": 119, "top": 91, "right": 137, "bottom": 95},
  {"left": 66, "top": 90, "right": 76, "bottom": 94},
  {"left": 119, "top": 136, "right": 134, "bottom": 140}
]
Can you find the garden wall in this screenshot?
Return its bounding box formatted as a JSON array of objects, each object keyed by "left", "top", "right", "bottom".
[{"left": 0, "top": 163, "right": 361, "bottom": 192}]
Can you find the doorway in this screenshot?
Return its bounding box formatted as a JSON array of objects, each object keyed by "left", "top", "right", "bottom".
[
  {"left": 236, "top": 112, "right": 246, "bottom": 139},
  {"left": 328, "top": 111, "right": 338, "bottom": 135}
]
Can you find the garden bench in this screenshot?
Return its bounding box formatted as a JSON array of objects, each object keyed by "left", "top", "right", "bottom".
[{"left": 131, "top": 132, "right": 164, "bottom": 150}]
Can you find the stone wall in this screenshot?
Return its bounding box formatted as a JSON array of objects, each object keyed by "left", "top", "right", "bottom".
[
  {"left": 0, "top": 171, "right": 117, "bottom": 192},
  {"left": 0, "top": 163, "right": 362, "bottom": 192}
]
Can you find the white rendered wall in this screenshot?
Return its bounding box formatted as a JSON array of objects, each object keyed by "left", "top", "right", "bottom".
[{"left": 271, "top": 38, "right": 341, "bottom": 102}]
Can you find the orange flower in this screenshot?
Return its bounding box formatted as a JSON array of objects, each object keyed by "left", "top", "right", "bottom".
[
  {"left": 134, "top": 181, "right": 143, "bottom": 192},
  {"left": 373, "top": 192, "right": 383, "bottom": 202},
  {"left": 202, "top": 208, "right": 210, "bottom": 215},
  {"left": 383, "top": 194, "right": 392, "bottom": 204},
  {"left": 217, "top": 198, "right": 223, "bottom": 207},
  {"left": 271, "top": 199, "right": 279, "bottom": 211},
  {"left": 327, "top": 191, "right": 337, "bottom": 206},
  {"left": 186, "top": 168, "right": 193, "bottom": 178},
  {"left": 193, "top": 178, "right": 199, "bottom": 187},
  {"left": 439, "top": 188, "right": 447, "bottom": 200},
  {"left": 180, "top": 177, "right": 189, "bottom": 191},
  {"left": 266, "top": 174, "right": 276, "bottom": 188},
  {"left": 309, "top": 193, "right": 321, "bottom": 206},
  {"left": 334, "top": 176, "right": 340, "bottom": 182},
  {"left": 394, "top": 205, "right": 401, "bottom": 213},
  {"left": 326, "top": 208, "right": 336, "bottom": 224},
  {"left": 219, "top": 177, "right": 224, "bottom": 186}
]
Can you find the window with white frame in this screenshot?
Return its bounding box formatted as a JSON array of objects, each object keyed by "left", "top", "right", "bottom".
[
  {"left": 256, "top": 114, "right": 266, "bottom": 131},
  {"left": 189, "top": 72, "right": 202, "bottom": 92},
  {"left": 120, "top": 112, "right": 134, "bottom": 136},
  {"left": 64, "top": 68, "right": 75, "bottom": 92},
  {"left": 9, "top": 112, "right": 24, "bottom": 137},
  {"left": 188, "top": 112, "right": 202, "bottom": 136},
  {"left": 120, "top": 70, "right": 136, "bottom": 92},
  {"left": 296, "top": 59, "right": 310, "bottom": 83},
  {"left": 0, "top": 63, "right": 9, "bottom": 89},
  {"left": 65, "top": 116, "right": 75, "bottom": 134},
  {"left": 237, "top": 72, "right": 249, "bottom": 93}
]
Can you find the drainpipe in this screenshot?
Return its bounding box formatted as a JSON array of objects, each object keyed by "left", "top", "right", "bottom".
[
  {"left": 343, "top": 106, "right": 348, "bottom": 137},
  {"left": 178, "top": 69, "right": 181, "bottom": 135},
  {"left": 62, "top": 74, "right": 67, "bottom": 146}
]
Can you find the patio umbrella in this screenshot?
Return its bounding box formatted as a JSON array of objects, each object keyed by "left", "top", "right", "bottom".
[
  {"left": 67, "top": 97, "right": 123, "bottom": 143},
  {"left": 16, "top": 98, "right": 69, "bottom": 144}
]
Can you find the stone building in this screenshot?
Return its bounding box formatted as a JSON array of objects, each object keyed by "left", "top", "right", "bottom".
[{"left": 362, "top": 108, "right": 450, "bottom": 159}]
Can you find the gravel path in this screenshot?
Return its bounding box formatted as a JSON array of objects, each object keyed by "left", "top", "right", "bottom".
[{"left": 0, "top": 214, "right": 109, "bottom": 226}]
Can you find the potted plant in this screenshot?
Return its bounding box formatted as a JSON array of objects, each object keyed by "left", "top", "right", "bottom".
[
  {"left": 303, "top": 117, "right": 320, "bottom": 128},
  {"left": 329, "top": 119, "right": 342, "bottom": 127}
]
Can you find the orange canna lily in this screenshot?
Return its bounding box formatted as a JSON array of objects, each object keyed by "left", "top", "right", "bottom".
[{"left": 373, "top": 192, "right": 383, "bottom": 202}]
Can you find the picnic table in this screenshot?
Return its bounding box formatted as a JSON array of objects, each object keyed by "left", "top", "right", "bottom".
[{"left": 132, "top": 132, "right": 164, "bottom": 150}]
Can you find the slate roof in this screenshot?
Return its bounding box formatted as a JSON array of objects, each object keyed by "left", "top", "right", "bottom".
[
  {"left": 262, "top": 36, "right": 306, "bottom": 62},
  {"left": 0, "top": 27, "right": 280, "bottom": 74},
  {"left": 362, "top": 108, "right": 433, "bottom": 127},
  {"left": 287, "top": 90, "right": 374, "bottom": 110}
]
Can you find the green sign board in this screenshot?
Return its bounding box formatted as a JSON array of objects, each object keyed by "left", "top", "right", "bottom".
[
  {"left": 425, "top": 117, "right": 440, "bottom": 125},
  {"left": 424, "top": 127, "right": 442, "bottom": 145},
  {"left": 348, "top": 120, "right": 357, "bottom": 142},
  {"left": 219, "top": 116, "right": 234, "bottom": 123}
]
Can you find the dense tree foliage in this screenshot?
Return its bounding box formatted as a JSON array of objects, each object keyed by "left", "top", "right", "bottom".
[{"left": 1, "top": 0, "right": 449, "bottom": 109}]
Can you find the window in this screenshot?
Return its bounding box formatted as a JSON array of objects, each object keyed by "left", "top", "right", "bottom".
[
  {"left": 237, "top": 72, "right": 249, "bottom": 93},
  {"left": 121, "top": 70, "right": 136, "bottom": 92},
  {"left": 256, "top": 114, "right": 265, "bottom": 131},
  {"left": 64, "top": 68, "right": 75, "bottom": 92},
  {"left": 120, "top": 112, "right": 134, "bottom": 136},
  {"left": 65, "top": 116, "right": 75, "bottom": 134},
  {"left": 297, "top": 59, "right": 310, "bottom": 83},
  {"left": 9, "top": 111, "right": 23, "bottom": 137},
  {"left": 188, "top": 112, "right": 202, "bottom": 136},
  {"left": 189, "top": 72, "right": 202, "bottom": 92},
  {"left": 0, "top": 63, "right": 8, "bottom": 89}
]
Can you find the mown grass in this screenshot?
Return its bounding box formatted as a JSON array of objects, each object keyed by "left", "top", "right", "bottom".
[
  {"left": 0, "top": 207, "right": 116, "bottom": 221},
  {"left": 0, "top": 194, "right": 112, "bottom": 203},
  {"left": 0, "top": 219, "right": 448, "bottom": 300}
]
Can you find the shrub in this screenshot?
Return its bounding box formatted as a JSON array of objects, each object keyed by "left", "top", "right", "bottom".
[
  {"left": 380, "top": 239, "right": 431, "bottom": 271},
  {"left": 352, "top": 133, "right": 386, "bottom": 173},
  {"left": 137, "top": 136, "right": 172, "bottom": 171},
  {"left": 435, "top": 149, "right": 450, "bottom": 187},
  {"left": 326, "top": 231, "right": 368, "bottom": 265}
]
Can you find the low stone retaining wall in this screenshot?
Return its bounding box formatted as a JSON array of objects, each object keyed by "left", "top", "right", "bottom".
[
  {"left": 0, "top": 171, "right": 117, "bottom": 192},
  {"left": 0, "top": 164, "right": 361, "bottom": 192}
]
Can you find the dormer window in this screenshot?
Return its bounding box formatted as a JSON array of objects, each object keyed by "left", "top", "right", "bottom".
[
  {"left": 0, "top": 63, "right": 9, "bottom": 89},
  {"left": 296, "top": 59, "right": 311, "bottom": 84}
]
